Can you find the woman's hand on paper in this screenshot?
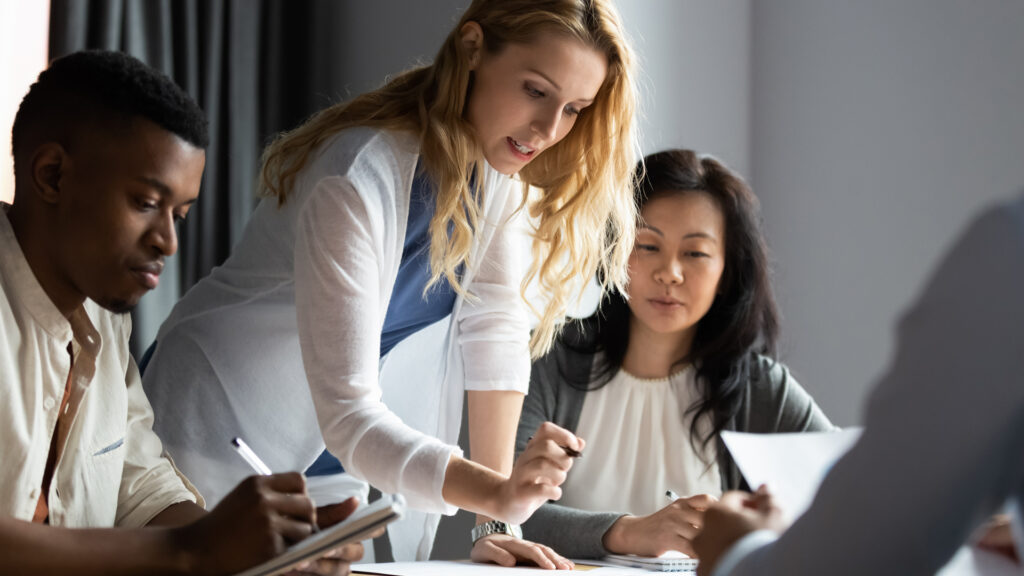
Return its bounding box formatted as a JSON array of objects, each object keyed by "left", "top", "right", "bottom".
[
  {"left": 286, "top": 497, "right": 379, "bottom": 576},
  {"left": 692, "top": 486, "right": 788, "bottom": 576},
  {"left": 471, "top": 533, "right": 574, "bottom": 570},
  {"left": 175, "top": 472, "right": 322, "bottom": 576},
  {"left": 603, "top": 493, "right": 717, "bottom": 558},
  {"left": 495, "top": 422, "right": 584, "bottom": 525}
]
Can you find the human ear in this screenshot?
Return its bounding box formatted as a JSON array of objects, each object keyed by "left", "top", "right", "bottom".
[
  {"left": 460, "top": 21, "right": 484, "bottom": 70},
  {"left": 29, "top": 143, "right": 66, "bottom": 205}
]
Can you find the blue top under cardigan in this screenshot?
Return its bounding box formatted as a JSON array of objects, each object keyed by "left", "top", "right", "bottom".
[{"left": 306, "top": 163, "right": 458, "bottom": 476}]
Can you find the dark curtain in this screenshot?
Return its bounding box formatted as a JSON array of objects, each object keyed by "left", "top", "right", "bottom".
[{"left": 48, "top": 0, "right": 349, "bottom": 356}]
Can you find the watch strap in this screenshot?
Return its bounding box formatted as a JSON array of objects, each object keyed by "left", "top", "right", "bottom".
[{"left": 471, "top": 520, "right": 523, "bottom": 543}]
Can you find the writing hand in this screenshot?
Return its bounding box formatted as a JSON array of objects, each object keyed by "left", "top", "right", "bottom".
[
  {"left": 174, "top": 472, "right": 319, "bottom": 576},
  {"left": 604, "top": 493, "right": 718, "bottom": 558},
  {"left": 286, "top": 497, "right": 378, "bottom": 576}
]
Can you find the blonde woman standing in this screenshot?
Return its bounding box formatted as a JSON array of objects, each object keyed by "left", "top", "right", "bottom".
[{"left": 141, "top": 0, "right": 638, "bottom": 567}]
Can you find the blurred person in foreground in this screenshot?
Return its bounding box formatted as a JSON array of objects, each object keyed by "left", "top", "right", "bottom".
[{"left": 693, "top": 192, "right": 1024, "bottom": 576}]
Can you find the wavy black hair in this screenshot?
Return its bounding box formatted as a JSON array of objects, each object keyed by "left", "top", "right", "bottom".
[
  {"left": 12, "top": 50, "right": 207, "bottom": 178},
  {"left": 561, "top": 149, "right": 780, "bottom": 456}
]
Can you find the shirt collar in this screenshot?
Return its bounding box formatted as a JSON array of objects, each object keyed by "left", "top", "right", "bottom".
[{"left": 0, "top": 205, "right": 93, "bottom": 347}]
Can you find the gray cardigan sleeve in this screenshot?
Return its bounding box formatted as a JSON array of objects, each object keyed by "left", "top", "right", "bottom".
[
  {"left": 517, "top": 347, "right": 626, "bottom": 558},
  {"left": 737, "top": 358, "right": 835, "bottom": 435}
]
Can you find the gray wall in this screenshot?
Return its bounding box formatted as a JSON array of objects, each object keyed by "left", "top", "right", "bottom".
[
  {"left": 332, "top": 2, "right": 466, "bottom": 97},
  {"left": 618, "top": 0, "right": 752, "bottom": 175},
  {"left": 752, "top": 0, "right": 1024, "bottom": 425}
]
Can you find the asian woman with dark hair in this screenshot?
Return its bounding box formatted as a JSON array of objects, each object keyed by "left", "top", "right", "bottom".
[{"left": 516, "top": 149, "right": 836, "bottom": 560}]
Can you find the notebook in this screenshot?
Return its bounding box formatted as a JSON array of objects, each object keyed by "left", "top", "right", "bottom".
[
  {"left": 232, "top": 493, "right": 405, "bottom": 576},
  {"left": 600, "top": 551, "right": 698, "bottom": 572}
]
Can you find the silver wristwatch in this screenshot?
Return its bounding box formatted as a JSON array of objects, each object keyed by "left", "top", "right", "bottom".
[{"left": 471, "top": 520, "right": 522, "bottom": 543}]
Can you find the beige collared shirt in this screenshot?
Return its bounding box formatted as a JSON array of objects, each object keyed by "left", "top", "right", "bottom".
[{"left": 0, "top": 207, "right": 202, "bottom": 528}]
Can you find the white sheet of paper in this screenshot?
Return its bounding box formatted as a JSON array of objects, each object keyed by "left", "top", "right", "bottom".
[
  {"left": 719, "top": 428, "right": 862, "bottom": 520},
  {"left": 352, "top": 561, "right": 649, "bottom": 575}
]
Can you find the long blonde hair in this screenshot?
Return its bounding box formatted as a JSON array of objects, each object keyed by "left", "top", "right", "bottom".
[{"left": 260, "top": 0, "right": 639, "bottom": 357}]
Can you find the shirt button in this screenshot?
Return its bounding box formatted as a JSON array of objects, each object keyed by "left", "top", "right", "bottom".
[
  {"left": 44, "top": 397, "right": 56, "bottom": 410},
  {"left": 29, "top": 488, "right": 39, "bottom": 500}
]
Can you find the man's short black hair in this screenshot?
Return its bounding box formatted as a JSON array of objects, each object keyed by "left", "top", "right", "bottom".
[{"left": 11, "top": 50, "right": 208, "bottom": 171}]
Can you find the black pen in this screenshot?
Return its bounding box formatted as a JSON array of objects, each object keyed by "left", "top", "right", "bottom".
[
  {"left": 561, "top": 445, "right": 583, "bottom": 458},
  {"left": 527, "top": 436, "right": 583, "bottom": 458}
]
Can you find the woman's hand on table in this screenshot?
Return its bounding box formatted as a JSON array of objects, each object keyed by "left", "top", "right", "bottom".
[{"left": 471, "top": 533, "right": 574, "bottom": 570}]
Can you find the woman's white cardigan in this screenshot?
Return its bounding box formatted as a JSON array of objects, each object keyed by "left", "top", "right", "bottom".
[{"left": 144, "top": 127, "right": 531, "bottom": 559}]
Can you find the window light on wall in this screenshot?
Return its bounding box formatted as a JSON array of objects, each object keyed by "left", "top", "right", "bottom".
[{"left": 1, "top": 1, "right": 49, "bottom": 204}]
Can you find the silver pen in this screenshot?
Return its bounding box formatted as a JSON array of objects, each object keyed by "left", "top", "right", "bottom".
[
  {"left": 230, "top": 437, "right": 273, "bottom": 475},
  {"left": 230, "top": 437, "right": 319, "bottom": 533}
]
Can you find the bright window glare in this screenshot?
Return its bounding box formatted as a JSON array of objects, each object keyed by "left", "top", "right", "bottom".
[{"left": 0, "top": 0, "right": 49, "bottom": 204}]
